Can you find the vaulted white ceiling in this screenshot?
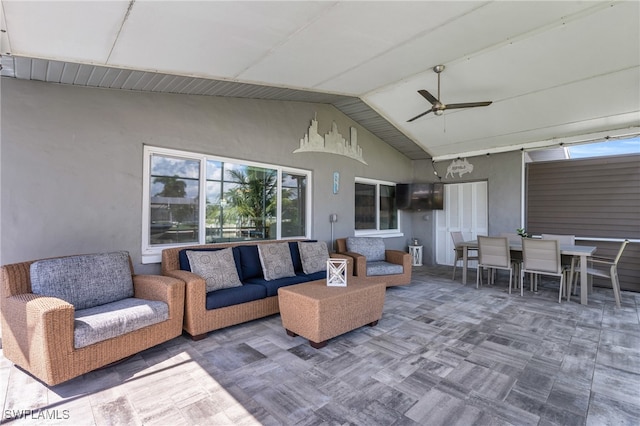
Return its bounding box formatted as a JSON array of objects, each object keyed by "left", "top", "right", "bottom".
[{"left": 1, "top": 1, "right": 639, "bottom": 160}]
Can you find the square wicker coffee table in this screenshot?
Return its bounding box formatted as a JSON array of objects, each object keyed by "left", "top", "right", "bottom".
[{"left": 277, "top": 277, "right": 386, "bottom": 348}]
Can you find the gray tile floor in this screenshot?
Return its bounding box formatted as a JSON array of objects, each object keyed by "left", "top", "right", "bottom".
[{"left": 1, "top": 266, "right": 639, "bottom": 425}]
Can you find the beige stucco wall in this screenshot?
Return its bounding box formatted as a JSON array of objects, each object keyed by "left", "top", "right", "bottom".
[
  {"left": 408, "top": 152, "right": 523, "bottom": 265},
  {"left": 0, "top": 78, "right": 414, "bottom": 273}
]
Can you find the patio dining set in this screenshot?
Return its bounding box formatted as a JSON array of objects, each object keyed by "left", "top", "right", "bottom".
[{"left": 450, "top": 231, "right": 629, "bottom": 308}]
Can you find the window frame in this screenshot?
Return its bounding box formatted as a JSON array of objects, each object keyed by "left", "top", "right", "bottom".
[
  {"left": 142, "top": 146, "right": 312, "bottom": 263},
  {"left": 354, "top": 177, "right": 402, "bottom": 237}
]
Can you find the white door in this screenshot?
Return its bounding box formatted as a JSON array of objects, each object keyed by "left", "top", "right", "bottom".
[{"left": 435, "top": 181, "right": 488, "bottom": 267}]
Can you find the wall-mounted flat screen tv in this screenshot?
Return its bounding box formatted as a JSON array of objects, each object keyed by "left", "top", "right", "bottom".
[
  {"left": 431, "top": 182, "right": 444, "bottom": 210},
  {"left": 396, "top": 183, "right": 444, "bottom": 210}
]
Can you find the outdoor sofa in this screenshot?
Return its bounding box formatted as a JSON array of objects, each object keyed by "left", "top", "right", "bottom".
[{"left": 161, "top": 239, "right": 352, "bottom": 340}]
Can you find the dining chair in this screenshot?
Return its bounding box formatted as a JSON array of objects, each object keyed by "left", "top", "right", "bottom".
[
  {"left": 500, "top": 232, "right": 523, "bottom": 289},
  {"left": 521, "top": 238, "right": 564, "bottom": 302},
  {"left": 476, "top": 236, "right": 515, "bottom": 293},
  {"left": 569, "top": 240, "right": 629, "bottom": 308},
  {"left": 451, "top": 231, "right": 478, "bottom": 281},
  {"left": 541, "top": 234, "right": 578, "bottom": 295}
]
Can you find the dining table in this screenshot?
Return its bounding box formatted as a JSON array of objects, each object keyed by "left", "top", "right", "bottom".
[{"left": 457, "top": 240, "right": 597, "bottom": 305}]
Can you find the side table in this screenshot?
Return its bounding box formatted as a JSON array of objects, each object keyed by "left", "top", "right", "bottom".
[{"left": 409, "top": 245, "right": 423, "bottom": 266}]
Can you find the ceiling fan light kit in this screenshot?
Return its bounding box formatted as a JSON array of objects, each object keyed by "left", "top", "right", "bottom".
[{"left": 408, "top": 65, "right": 492, "bottom": 122}]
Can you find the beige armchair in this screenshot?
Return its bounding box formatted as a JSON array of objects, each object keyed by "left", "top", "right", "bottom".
[
  {"left": 0, "top": 252, "right": 185, "bottom": 386},
  {"left": 569, "top": 239, "right": 629, "bottom": 308},
  {"left": 336, "top": 237, "right": 411, "bottom": 287}
]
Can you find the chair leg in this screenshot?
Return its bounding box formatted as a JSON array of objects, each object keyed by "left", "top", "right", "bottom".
[
  {"left": 452, "top": 259, "right": 457, "bottom": 281},
  {"left": 611, "top": 266, "right": 622, "bottom": 308},
  {"left": 562, "top": 270, "right": 571, "bottom": 298},
  {"left": 558, "top": 275, "right": 564, "bottom": 304},
  {"left": 529, "top": 273, "right": 534, "bottom": 292},
  {"left": 514, "top": 263, "right": 521, "bottom": 290},
  {"left": 520, "top": 269, "right": 524, "bottom": 296},
  {"left": 509, "top": 263, "right": 520, "bottom": 294}
]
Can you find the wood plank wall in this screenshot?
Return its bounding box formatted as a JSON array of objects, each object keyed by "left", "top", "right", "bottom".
[{"left": 526, "top": 154, "right": 640, "bottom": 292}]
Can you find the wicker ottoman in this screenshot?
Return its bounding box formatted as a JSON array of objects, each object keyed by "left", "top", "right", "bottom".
[{"left": 277, "top": 277, "right": 386, "bottom": 348}]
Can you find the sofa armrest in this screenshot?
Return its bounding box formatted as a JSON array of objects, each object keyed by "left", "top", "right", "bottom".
[
  {"left": 1, "top": 293, "right": 75, "bottom": 372},
  {"left": 386, "top": 250, "right": 412, "bottom": 274},
  {"left": 385, "top": 250, "right": 410, "bottom": 266},
  {"left": 133, "top": 274, "right": 184, "bottom": 303},
  {"left": 163, "top": 270, "right": 205, "bottom": 295},
  {"left": 133, "top": 275, "right": 185, "bottom": 321},
  {"left": 162, "top": 270, "right": 206, "bottom": 331},
  {"left": 338, "top": 251, "right": 367, "bottom": 276}
]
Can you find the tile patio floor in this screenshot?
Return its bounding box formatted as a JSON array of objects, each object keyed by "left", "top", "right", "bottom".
[{"left": 1, "top": 265, "right": 639, "bottom": 425}]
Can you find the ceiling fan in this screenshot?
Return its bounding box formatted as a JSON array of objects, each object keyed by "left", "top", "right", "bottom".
[{"left": 407, "top": 65, "right": 492, "bottom": 122}]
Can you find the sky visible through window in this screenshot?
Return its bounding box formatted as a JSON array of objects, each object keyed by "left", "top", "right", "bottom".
[{"left": 568, "top": 136, "right": 640, "bottom": 158}]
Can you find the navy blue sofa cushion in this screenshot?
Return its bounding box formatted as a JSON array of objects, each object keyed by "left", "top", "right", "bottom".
[
  {"left": 237, "top": 245, "right": 263, "bottom": 280},
  {"left": 288, "top": 241, "right": 303, "bottom": 273},
  {"left": 205, "top": 284, "right": 267, "bottom": 310},
  {"left": 245, "top": 275, "right": 309, "bottom": 297},
  {"left": 181, "top": 241, "right": 324, "bottom": 310},
  {"left": 179, "top": 247, "right": 243, "bottom": 280}
]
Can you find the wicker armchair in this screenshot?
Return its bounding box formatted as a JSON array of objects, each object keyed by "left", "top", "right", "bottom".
[
  {"left": 0, "top": 252, "right": 185, "bottom": 386},
  {"left": 336, "top": 237, "right": 412, "bottom": 287}
]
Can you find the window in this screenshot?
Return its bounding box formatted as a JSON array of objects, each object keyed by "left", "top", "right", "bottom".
[
  {"left": 354, "top": 178, "right": 400, "bottom": 235},
  {"left": 149, "top": 154, "right": 200, "bottom": 245},
  {"left": 281, "top": 172, "right": 307, "bottom": 237},
  {"left": 143, "top": 146, "right": 311, "bottom": 263}
]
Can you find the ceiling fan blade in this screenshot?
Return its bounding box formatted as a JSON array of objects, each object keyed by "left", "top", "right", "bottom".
[
  {"left": 445, "top": 101, "right": 492, "bottom": 110},
  {"left": 418, "top": 89, "right": 439, "bottom": 105},
  {"left": 407, "top": 109, "right": 433, "bottom": 122}
]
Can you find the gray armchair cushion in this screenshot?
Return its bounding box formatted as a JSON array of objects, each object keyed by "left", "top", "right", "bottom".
[
  {"left": 74, "top": 298, "right": 169, "bottom": 349},
  {"left": 298, "top": 241, "right": 329, "bottom": 274},
  {"left": 346, "top": 237, "right": 386, "bottom": 262},
  {"left": 258, "top": 243, "right": 296, "bottom": 281},
  {"left": 186, "top": 248, "right": 242, "bottom": 292},
  {"left": 30, "top": 251, "right": 134, "bottom": 310},
  {"left": 366, "top": 261, "right": 404, "bottom": 276}
]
